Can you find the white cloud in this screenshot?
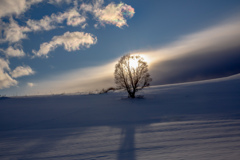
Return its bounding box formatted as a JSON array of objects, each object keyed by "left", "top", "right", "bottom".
[
  {"left": 0, "top": 8, "right": 87, "bottom": 43},
  {"left": 11, "top": 66, "right": 35, "bottom": 78},
  {"left": 95, "top": 2, "right": 135, "bottom": 28},
  {"left": 0, "top": 0, "right": 43, "bottom": 18},
  {"left": 0, "top": 70, "right": 18, "bottom": 89},
  {"left": 0, "top": 5, "right": 86, "bottom": 44},
  {"left": 0, "top": 0, "right": 134, "bottom": 44},
  {"left": 0, "top": 18, "right": 29, "bottom": 43},
  {"left": 0, "top": 58, "right": 35, "bottom": 89},
  {"left": 64, "top": 9, "right": 86, "bottom": 26},
  {"left": 0, "top": 46, "right": 25, "bottom": 57},
  {"left": 33, "top": 31, "right": 97, "bottom": 57},
  {"left": 26, "top": 15, "right": 56, "bottom": 31},
  {"left": 80, "top": 2, "right": 95, "bottom": 14},
  {"left": 80, "top": 0, "right": 135, "bottom": 28},
  {"left": 0, "top": 58, "right": 17, "bottom": 89},
  {"left": 52, "top": 8, "right": 86, "bottom": 27},
  {"left": 0, "top": 58, "right": 10, "bottom": 71}
]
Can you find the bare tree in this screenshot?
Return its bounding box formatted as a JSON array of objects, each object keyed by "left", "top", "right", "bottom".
[{"left": 114, "top": 54, "right": 152, "bottom": 98}]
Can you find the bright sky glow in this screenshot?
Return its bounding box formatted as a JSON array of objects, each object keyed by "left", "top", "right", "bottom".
[{"left": 129, "top": 58, "right": 138, "bottom": 69}]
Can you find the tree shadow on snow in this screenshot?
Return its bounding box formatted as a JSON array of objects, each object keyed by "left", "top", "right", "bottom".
[{"left": 117, "top": 125, "right": 136, "bottom": 160}]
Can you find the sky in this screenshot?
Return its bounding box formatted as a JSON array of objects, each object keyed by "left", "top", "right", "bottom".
[{"left": 0, "top": 0, "right": 240, "bottom": 96}]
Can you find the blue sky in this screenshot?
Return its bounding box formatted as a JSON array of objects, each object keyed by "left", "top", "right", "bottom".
[{"left": 1, "top": 0, "right": 240, "bottom": 96}]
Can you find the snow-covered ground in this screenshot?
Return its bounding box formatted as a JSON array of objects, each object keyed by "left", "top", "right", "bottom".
[{"left": 0, "top": 74, "right": 240, "bottom": 160}]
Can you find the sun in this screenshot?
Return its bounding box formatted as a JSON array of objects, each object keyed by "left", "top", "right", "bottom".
[
  {"left": 128, "top": 54, "right": 151, "bottom": 69},
  {"left": 129, "top": 58, "right": 139, "bottom": 69}
]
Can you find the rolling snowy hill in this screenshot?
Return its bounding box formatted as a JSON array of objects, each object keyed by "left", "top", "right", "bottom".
[{"left": 0, "top": 74, "right": 240, "bottom": 160}]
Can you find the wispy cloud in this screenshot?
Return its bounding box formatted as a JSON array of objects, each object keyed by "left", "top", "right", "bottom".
[
  {"left": 0, "top": 58, "right": 17, "bottom": 89},
  {"left": 32, "top": 31, "right": 97, "bottom": 57}
]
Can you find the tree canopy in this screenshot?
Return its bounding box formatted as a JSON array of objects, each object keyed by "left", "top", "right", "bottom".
[{"left": 114, "top": 54, "right": 152, "bottom": 98}]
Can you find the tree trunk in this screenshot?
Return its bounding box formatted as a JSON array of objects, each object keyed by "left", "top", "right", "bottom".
[{"left": 128, "top": 92, "right": 135, "bottom": 98}]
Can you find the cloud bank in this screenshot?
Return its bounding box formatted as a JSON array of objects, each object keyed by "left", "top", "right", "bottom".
[
  {"left": 33, "top": 31, "right": 97, "bottom": 57},
  {"left": 134, "top": 18, "right": 240, "bottom": 84}
]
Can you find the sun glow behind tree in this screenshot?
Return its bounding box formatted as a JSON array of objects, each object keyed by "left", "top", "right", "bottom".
[
  {"left": 129, "top": 58, "right": 139, "bottom": 69},
  {"left": 114, "top": 54, "right": 152, "bottom": 98}
]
